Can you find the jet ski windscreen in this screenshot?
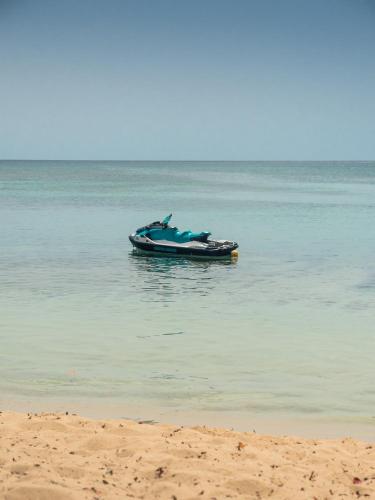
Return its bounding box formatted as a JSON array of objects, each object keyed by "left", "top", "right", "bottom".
[{"left": 162, "top": 214, "right": 172, "bottom": 225}]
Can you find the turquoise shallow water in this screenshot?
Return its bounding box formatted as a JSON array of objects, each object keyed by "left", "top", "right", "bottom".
[{"left": 1, "top": 161, "right": 375, "bottom": 424}]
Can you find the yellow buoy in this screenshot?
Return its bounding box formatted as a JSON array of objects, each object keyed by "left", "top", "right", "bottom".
[{"left": 231, "top": 249, "right": 239, "bottom": 258}]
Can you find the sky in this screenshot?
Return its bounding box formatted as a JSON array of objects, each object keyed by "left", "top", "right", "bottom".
[{"left": 0, "top": 0, "right": 374, "bottom": 160}]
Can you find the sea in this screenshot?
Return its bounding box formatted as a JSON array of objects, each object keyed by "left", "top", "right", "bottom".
[{"left": 1, "top": 161, "right": 374, "bottom": 436}]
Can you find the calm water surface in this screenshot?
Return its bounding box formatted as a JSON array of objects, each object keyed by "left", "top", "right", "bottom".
[{"left": 1, "top": 161, "right": 374, "bottom": 426}]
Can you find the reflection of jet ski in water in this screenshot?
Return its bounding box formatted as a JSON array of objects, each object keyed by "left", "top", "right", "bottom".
[{"left": 129, "top": 214, "right": 239, "bottom": 259}]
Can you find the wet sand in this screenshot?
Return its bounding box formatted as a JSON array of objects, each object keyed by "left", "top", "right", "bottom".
[{"left": 1, "top": 411, "right": 375, "bottom": 499}]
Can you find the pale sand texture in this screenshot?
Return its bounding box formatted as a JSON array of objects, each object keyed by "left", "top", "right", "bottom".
[{"left": 0, "top": 412, "right": 374, "bottom": 500}]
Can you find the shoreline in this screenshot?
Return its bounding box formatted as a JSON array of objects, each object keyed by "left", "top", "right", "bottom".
[
  {"left": 1, "top": 410, "right": 374, "bottom": 499},
  {"left": 2, "top": 397, "right": 375, "bottom": 442}
]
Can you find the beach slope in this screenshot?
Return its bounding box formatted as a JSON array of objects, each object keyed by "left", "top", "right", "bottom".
[{"left": 0, "top": 411, "right": 374, "bottom": 499}]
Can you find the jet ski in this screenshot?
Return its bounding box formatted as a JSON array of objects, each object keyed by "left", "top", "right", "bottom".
[{"left": 129, "top": 214, "right": 239, "bottom": 259}]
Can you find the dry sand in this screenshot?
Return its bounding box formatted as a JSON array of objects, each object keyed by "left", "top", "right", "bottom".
[{"left": 0, "top": 411, "right": 374, "bottom": 499}]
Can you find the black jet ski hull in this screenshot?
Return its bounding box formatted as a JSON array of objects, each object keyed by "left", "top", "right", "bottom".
[{"left": 129, "top": 235, "right": 238, "bottom": 259}]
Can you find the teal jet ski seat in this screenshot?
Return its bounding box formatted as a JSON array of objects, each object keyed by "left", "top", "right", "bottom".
[
  {"left": 136, "top": 214, "right": 211, "bottom": 243},
  {"left": 146, "top": 227, "right": 211, "bottom": 243}
]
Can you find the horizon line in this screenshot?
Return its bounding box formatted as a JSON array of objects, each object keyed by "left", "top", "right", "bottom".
[{"left": 1, "top": 159, "right": 375, "bottom": 163}]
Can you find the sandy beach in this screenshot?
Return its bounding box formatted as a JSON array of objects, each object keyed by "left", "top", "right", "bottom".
[{"left": 0, "top": 411, "right": 374, "bottom": 499}]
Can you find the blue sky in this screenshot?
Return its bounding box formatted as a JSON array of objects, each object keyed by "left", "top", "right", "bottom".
[{"left": 0, "top": 0, "right": 374, "bottom": 160}]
